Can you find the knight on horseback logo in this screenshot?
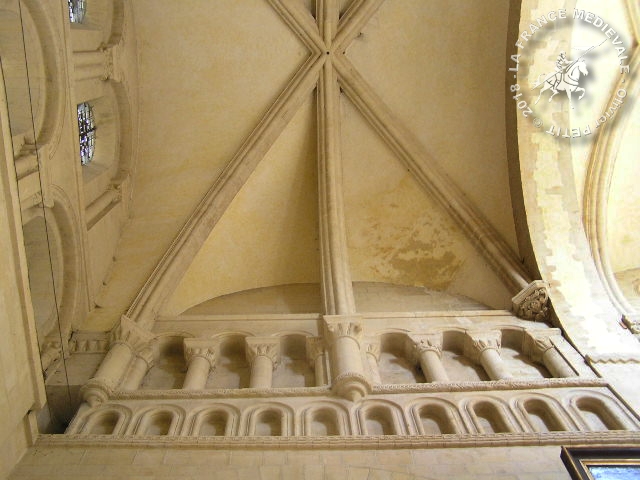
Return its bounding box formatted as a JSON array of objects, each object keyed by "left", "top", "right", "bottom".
[{"left": 532, "top": 40, "right": 606, "bottom": 110}]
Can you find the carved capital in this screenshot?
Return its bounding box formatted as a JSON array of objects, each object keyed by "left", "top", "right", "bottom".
[
  {"left": 306, "top": 337, "right": 325, "bottom": 365},
  {"left": 464, "top": 330, "right": 502, "bottom": 363},
  {"left": 323, "top": 315, "right": 363, "bottom": 345},
  {"left": 245, "top": 337, "right": 280, "bottom": 368},
  {"left": 512, "top": 280, "right": 550, "bottom": 322},
  {"left": 364, "top": 337, "right": 381, "bottom": 361},
  {"left": 109, "top": 316, "right": 153, "bottom": 353},
  {"left": 184, "top": 338, "right": 218, "bottom": 367},
  {"left": 408, "top": 333, "right": 443, "bottom": 362},
  {"left": 523, "top": 329, "right": 560, "bottom": 363}
]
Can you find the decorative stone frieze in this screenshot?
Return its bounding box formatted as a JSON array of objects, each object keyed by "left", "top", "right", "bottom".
[
  {"left": 512, "top": 280, "right": 550, "bottom": 322},
  {"left": 69, "top": 331, "right": 109, "bottom": 353},
  {"left": 245, "top": 337, "right": 281, "bottom": 389},
  {"left": 464, "top": 330, "right": 512, "bottom": 381}
]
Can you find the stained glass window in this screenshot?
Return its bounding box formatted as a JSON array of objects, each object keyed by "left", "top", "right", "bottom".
[
  {"left": 68, "top": 0, "right": 86, "bottom": 24},
  {"left": 77, "top": 102, "right": 96, "bottom": 165}
]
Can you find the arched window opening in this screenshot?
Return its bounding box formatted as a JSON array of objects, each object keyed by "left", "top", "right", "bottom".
[
  {"left": 378, "top": 333, "right": 423, "bottom": 384},
  {"left": 207, "top": 335, "right": 250, "bottom": 389},
  {"left": 273, "top": 334, "right": 314, "bottom": 388},
  {"left": 77, "top": 102, "right": 95, "bottom": 165},
  {"left": 68, "top": 0, "right": 86, "bottom": 24},
  {"left": 576, "top": 398, "right": 626, "bottom": 432}
]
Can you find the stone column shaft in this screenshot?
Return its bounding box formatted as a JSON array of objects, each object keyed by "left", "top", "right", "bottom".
[
  {"left": 92, "top": 342, "right": 133, "bottom": 386},
  {"left": 250, "top": 355, "right": 274, "bottom": 388},
  {"left": 121, "top": 348, "right": 154, "bottom": 391},
  {"left": 464, "top": 330, "right": 512, "bottom": 381},
  {"left": 418, "top": 349, "right": 449, "bottom": 383},
  {"left": 183, "top": 356, "right": 211, "bottom": 390},
  {"left": 542, "top": 348, "right": 575, "bottom": 378},
  {"left": 479, "top": 348, "right": 512, "bottom": 380},
  {"left": 318, "top": 56, "right": 356, "bottom": 316},
  {"left": 523, "top": 329, "right": 575, "bottom": 378},
  {"left": 410, "top": 334, "right": 449, "bottom": 383},
  {"left": 183, "top": 339, "right": 218, "bottom": 390},
  {"left": 246, "top": 338, "right": 280, "bottom": 389},
  {"left": 307, "top": 337, "right": 328, "bottom": 386},
  {"left": 324, "top": 316, "right": 370, "bottom": 401}
]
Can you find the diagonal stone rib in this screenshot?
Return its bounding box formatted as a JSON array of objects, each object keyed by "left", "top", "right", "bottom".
[
  {"left": 126, "top": 53, "right": 326, "bottom": 327},
  {"left": 317, "top": 0, "right": 339, "bottom": 47},
  {"left": 334, "top": 0, "right": 386, "bottom": 53},
  {"left": 317, "top": 57, "right": 357, "bottom": 316},
  {"left": 334, "top": 54, "right": 531, "bottom": 294},
  {"left": 267, "top": 0, "right": 325, "bottom": 54}
]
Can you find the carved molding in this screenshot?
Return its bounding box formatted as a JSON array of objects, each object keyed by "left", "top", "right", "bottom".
[
  {"left": 38, "top": 431, "right": 640, "bottom": 449},
  {"left": 323, "top": 315, "right": 363, "bottom": 344},
  {"left": 69, "top": 331, "right": 109, "bottom": 353},
  {"left": 586, "top": 353, "right": 640, "bottom": 364},
  {"left": 512, "top": 280, "right": 550, "bottom": 322},
  {"left": 245, "top": 337, "right": 281, "bottom": 367},
  {"left": 110, "top": 376, "right": 607, "bottom": 400},
  {"left": 184, "top": 338, "right": 218, "bottom": 366},
  {"left": 464, "top": 330, "right": 502, "bottom": 363}
]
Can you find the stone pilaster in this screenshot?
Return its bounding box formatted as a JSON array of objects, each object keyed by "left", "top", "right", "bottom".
[
  {"left": 245, "top": 337, "right": 280, "bottom": 389},
  {"left": 464, "top": 330, "right": 512, "bottom": 381}
]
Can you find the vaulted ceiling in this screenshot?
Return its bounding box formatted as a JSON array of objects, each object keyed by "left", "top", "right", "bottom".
[{"left": 86, "top": 0, "right": 524, "bottom": 329}]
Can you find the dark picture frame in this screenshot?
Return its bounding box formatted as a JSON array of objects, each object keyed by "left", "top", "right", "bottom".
[{"left": 561, "top": 447, "right": 640, "bottom": 480}]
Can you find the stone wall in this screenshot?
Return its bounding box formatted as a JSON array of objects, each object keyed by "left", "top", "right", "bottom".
[{"left": 9, "top": 445, "right": 571, "bottom": 480}]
